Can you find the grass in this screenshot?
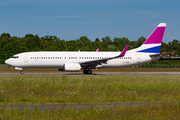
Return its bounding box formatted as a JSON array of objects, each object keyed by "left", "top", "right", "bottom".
[
  {"left": 1, "top": 103, "right": 180, "bottom": 120},
  {"left": 0, "top": 75, "right": 180, "bottom": 104},
  {"left": 1, "top": 75, "right": 180, "bottom": 119}
]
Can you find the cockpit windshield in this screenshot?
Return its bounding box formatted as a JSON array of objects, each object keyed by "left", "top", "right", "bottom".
[{"left": 11, "top": 56, "right": 19, "bottom": 59}]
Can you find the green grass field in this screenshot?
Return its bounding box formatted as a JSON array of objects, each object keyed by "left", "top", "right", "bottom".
[
  {"left": 1, "top": 74, "right": 180, "bottom": 119},
  {"left": 0, "top": 75, "right": 180, "bottom": 104}
]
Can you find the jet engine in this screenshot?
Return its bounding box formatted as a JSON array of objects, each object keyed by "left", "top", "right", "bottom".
[{"left": 58, "top": 63, "right": 81, "bottom": 72}]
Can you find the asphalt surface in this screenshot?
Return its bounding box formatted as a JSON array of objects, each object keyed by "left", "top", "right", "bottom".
[
  {"left": 0, "top": 72, "right": 180, "bottom": 75},
  {"left": 0, "top": 101, "right": 172, "bottom": 111}
]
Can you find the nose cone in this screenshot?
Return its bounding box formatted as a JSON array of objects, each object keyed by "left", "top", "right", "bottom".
[{"left": 5, "top": 59, "right": 10, "bottom": 65}]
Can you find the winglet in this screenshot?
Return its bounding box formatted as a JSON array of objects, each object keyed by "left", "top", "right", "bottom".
[
  {"left": 119, "top": 45, "right": 129, "bottom": 57},
  {"left": 96, "top": 48, "right": 100, "bottom": 52}
]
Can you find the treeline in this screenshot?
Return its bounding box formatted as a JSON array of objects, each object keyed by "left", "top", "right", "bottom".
[{"left": 0, "top": 33, "right": 180, "bottom": 64}]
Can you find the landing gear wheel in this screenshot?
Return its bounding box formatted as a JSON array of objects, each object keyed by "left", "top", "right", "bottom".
[
  {"left": 83, "top": 69, "right": 87, "bottom": 74},
  {"left": 87, "top": 69, "right": 92, "bottom": 74},
  {"left": 83, "top": 69, "right": 92, "bottom": 74},
  {"left": 20, "top": 70, "right": 24, "bottom": 74}
]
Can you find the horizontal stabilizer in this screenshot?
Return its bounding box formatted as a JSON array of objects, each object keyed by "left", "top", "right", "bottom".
[{"left": 150, "top": 51, "right": 175, "bottom": 57}]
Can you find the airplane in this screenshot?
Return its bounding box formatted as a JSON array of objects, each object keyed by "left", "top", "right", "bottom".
[{"left": 5, "top": 23, "right": 166, "bottom": 74}]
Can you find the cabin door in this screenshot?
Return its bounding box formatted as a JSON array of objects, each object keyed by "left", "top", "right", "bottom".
[
  {"left": 137, "top": 54, "right": 140, "bottom": 63},
  {"left": 24, "top": 54, "right": 29, "bottom": 62}
]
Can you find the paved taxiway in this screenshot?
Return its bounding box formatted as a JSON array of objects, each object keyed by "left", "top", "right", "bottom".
[
  {"left": 0, "top": 72, "right": 180, "bottom": 75},
  {"left": 0, "top": 101, "right": 173, "bottom": 111}
]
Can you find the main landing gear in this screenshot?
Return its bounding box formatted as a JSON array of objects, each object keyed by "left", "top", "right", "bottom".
[
  {"left": 83, "top": 69, "right": 92, "bottom": 74},
  {"left": 20, "top": 70, "right": 24, "bottom": 74}
]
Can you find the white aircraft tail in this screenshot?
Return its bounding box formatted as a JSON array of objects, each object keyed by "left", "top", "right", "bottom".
[{"left": 130, "top": 23, "right": 166, "bottom": 53}]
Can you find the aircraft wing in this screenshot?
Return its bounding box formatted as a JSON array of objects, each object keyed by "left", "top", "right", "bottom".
[{"left": 80, "top": 45, "right": 129, "bottom": 67}]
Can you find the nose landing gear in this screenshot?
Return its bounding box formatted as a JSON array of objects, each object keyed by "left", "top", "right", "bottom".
[
  {"left": 83, "top": 69, "right": 92, "bottom": 74},
  {"left": 15, "top": 67, "right": 24, "bottom": 74},
  {"left": 20, "top": 70, "right": 24, "bottom": 74}
]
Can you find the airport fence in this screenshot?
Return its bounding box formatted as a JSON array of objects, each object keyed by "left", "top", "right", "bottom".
[{"left": 138, "top": 64, "right": 180, "bottom": 68}]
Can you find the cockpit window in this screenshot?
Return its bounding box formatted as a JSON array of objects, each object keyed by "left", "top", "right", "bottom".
[{"left": 12, "top": 56, "right": 19, "bottom": 59}]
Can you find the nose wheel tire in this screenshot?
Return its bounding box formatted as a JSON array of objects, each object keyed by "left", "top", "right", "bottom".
[
  {"left": 20, "top": 70, "right": 24, "bottom": 74},
  {"left": 83, "top": 69, "right": 92, "bottom": 74}
]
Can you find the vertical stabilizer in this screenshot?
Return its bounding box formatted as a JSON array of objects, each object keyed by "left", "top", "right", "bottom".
[
  {"left": 131, "top": 23, "right": 166, "bottom": 53},
  {"left": 143, "top": 23, "right": 166, "bottom": 44}
]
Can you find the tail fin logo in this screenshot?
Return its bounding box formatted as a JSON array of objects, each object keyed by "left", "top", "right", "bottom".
[
  {"left": 137, "top": 23, "right": 166, "bottom": 53},
  {"left": 143, "top": 23, "right": 166, "bottom": 44},
  {"left": 137, "top": 46, "right": 161, "bottom": 53}
]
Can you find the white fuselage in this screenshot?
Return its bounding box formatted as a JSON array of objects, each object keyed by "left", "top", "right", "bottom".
[{"left": 5, "top": 51, "right": 159, "bottom": 69}]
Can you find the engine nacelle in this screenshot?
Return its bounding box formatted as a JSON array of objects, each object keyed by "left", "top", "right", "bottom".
[{"left": 59, "top": 63, "right": 81, "bottom": 72}]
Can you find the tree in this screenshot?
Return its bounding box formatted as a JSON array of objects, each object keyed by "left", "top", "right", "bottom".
[
  {"left": 1, "top": 33, "right": 11, "bottom": 37},
  {"left": 107, "top": 45, "right": 115, "bottom": 51},
  {"left": 25, "top": 34, "right": 34, "bottom": 38},
  {"left": 113, "top": 37, "right": 130, "bottom": 51},
  {"left": 25, "top": 34, "right": 41, "bottom": 51},
  {"left": 95, "top": 38, "right": 100, "bottom": 42},
  {"left": 137, "top": 36, "right": 146, "bottom": 47},
  {"left": 56, "top": 40, "right": 66, "bottom": 51},
  {"left": 168, "top": 39, "right": 180, "bottom": 55},
  {"left": 65, "top": 40, "right": 76, "bottom": 51},
  {"left": 102, "top": 36, "right": 112, "bottom": 45},
  {"left": 160, "top": 42, "right": 168, "bottom": 52},
  {"left": 92, "top": 40, "right": 102, "bottom": 51},
  {"left": 75, "top": 36, "right": 91, "bottom": 51}
]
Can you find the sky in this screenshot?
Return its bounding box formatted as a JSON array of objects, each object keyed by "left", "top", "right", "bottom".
[{"left": 0, "top": 0, "right": 180, "bottom": 43}]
